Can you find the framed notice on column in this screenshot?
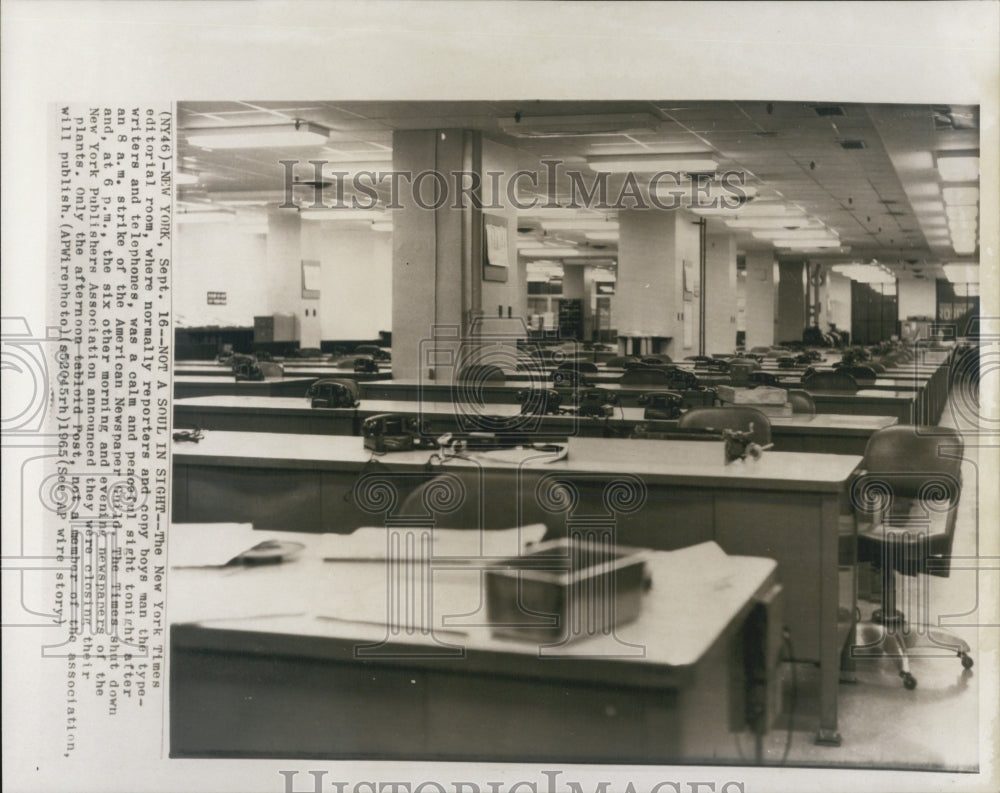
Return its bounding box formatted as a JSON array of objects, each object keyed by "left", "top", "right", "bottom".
[{"left": 483, "top": 213, "right": 509, "bottom": 283}]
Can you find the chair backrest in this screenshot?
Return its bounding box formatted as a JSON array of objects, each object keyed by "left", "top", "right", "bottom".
[
  {"left": 619, "top": 368, "right": 672, "bottom": 386},
  {"left": 867, "top": 361, "right": 887, "bottom": 374},
  {"left": 456, "top": 364, "right": 506, "bottom": 383},
  {"left": 257, "top": 362, "right": 284, "bottom": 378},
  {"left": 641, "top": 355, "right": 671, "bottom": 364},
  {"left": 604, "top": 355, "right": 639, "bottom": 369},
  {"left": 749, "top": 346, "right": 771, "bottom": 354},
  {"left": 855, "top": 426, "right": 964, "bottom": 570},
  {"left": 677, "top": 406, "right": 771, "bottom": 446},
  {"left": 557, "top": 360, "right": 598, "bottom": 373},
  {"left": 355, "top": 344, "right": 380, "bottom": 357},
  {"left": 841, "top": 365, "right": 878, "bottom": 385},
  {"left": 802, "top": 370, "right": 859, "bottom": 393},
  {"left": 398, "top": 469, "right": 558, "bottom": 533},
  {"left": 787, "top": 389, "right": 816, "bottom": 415}
]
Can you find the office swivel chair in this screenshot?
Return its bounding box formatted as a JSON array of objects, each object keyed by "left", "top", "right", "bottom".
[
  {"left": 456, "top": 364, "right": 506, "bottom": 383},
  {"left": 556, "top": 361, "right": 599, "bottom": 373},
  {"left": 641, "top": 355, "right": 671, "bottom": 365},
  {"left": 786, "top": 389, "right": 816, "bottom": 415},
  {"left": 604, "top": 355, "right": 640, "bottom": 369},
  {"left": 619, "top": 368, "right": 674, "bottom": 386},
  {"left": 867, "top": 361, "right": 887, "bottom": 374},
  {"left": 399, "top": 469, "right": 558, "bottom": 534},
  {"left": 852, "top": 425, "right": 972, "bottom": 689},
  {"left": 802, "top": 370, "right": 859, "bottom": 393},
  {"left": 677, "top": 406, "right": 772, "bottom": 447},
  {"left": 840, "top": 365, "right": 879, "bottom": 386}
]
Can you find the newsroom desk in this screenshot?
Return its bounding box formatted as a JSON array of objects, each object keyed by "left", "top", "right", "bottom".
[
  {"left": 174, "top": 361, "right": 391, "bottom": 382},
  {"left": 170, "top": 524, "right": 779, "bottom": 761},
  {"left": 172, "top": 432, "right": 861, "bottom": 743},
  {"left": 173, "top": 376, "right": 317, "bottom": 400},
  {"left": 173, "top": 395, "right": 897, "bottom": 454}
]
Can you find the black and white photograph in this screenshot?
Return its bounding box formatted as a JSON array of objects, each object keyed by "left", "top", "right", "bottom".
[{"left": 2, "top": 3, "right": 998, "bottom": 793}]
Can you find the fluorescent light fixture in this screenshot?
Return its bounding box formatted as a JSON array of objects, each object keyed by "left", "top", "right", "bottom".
[
  {"left": 832, "top": 263, "right": 896, "bottom": 284},
  {"left": 175, "top": 171, "right": 200, "bottom": 185},
  {"left": 772, "top": 238, "right": 842, "bottom": 248},
  {"left": 299, "top": 209, "right": 385, "bottom": 221},
  {"left": 521, "top": 247, "right": 581, "bottom": 257},
  {"left": 731, "top": 218, "right": 823, "bottom": 231},
  {"left": 370, "top": 221, "right": 393, "bottom": 232},
  {"left": 541, "top": 220, "right": 619, "bottom": 231},
  {"left": 942, "top": 186, "right": 979, "bottom": 206},
  {"left": 692, "top": 202, "right": 802, "bottom": 218},
  {"left": 585, "top": 231, "right": 620, "bottom": 241},
  {"left": 910, "top": 200, "right": 945, "bottom": 214},
  {"left": 500, "top": 113, "right": 659, "bottom": 138},
  {"left": 906, "top": 182, "right": 942, "bottom": 199},
  {"left": 588, "top": 154, "right": 719, "bottom": 173},
  {"left": 943, "top": 263, "right": 979, "bottom": 283},
  {"left": 186, "top": 121, "right": 329, "bottom": 150},
  {"left": 936, "top": 150, "right": 979, "bottom": 182},
  {"left": 321, "top": 161, "right": 396, "bottom": 175},
  {"left": 952, "top": 239, "right": 978, "bottom": 254},
  {"left": 946, "top": 205, "right": 978, "bottom": 222}
]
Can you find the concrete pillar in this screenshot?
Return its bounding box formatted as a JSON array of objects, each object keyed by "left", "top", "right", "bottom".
[
  {"left": 776, "top": 260, "right": 807, "bottom": 345},
  {"left": 616, "top": 209, "right": 700, "bottom": 357},
  {"left": 265, "top": 211, "right": 309, "bottom": 346},
  {"left": 704, "top": 232, "right": 737, "bottom": 355},
  {"left": 744, "top": 250, "right": 776, "bottom": 350}
]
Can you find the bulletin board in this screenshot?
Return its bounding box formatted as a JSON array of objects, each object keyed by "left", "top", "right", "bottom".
[
  {"left": 301, "top": 259, "right": 321, "bottom": 299},
  {"left": 483, "top": 213, "right": 509, "bottom": 283}
]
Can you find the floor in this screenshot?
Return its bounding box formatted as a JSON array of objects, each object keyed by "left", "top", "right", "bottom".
[{"left": 753, "top": 387, "right": 989, "bottom": 771}]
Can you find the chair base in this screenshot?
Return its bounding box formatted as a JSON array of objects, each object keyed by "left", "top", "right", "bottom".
[{"left": 852, "top": 616, "right": 973, "bottom": 689}]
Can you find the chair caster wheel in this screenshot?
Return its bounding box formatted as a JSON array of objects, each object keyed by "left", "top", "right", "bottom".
[
  {"left": 961, "top": 652, "right": 974, "bottom": 670},
  {"left": 901, "top": 672, "right": 917, "bottom": 690}
]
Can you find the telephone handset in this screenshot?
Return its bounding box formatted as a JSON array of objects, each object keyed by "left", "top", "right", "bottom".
[
  {"left": 551, "top": 369, "right": 587, "bottom": 388},
  {"left": 517, "top": 388, "right": 563, "bottom": 416},
  {"left": 664, "top": 368, "right": 701, "bottom": 391},
  {"left": 362, "top": 413, "right": 437, "bottom": 453},
  {"left": 233, "top": 359, "right": 265, "bottom": 382},
  {"left": 354, "top": 356, "right": 379, "bottom": 374},
  {"left": 306, "top": 378, "right": 360, "bottom": 408},
  {"left": 577, "top": 388, "right": 620, "bottom": 418},
  {"left": 637, "top": 391, "right": 684, "bottom": 420}
]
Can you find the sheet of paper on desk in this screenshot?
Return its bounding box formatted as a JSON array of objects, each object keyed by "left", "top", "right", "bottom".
[
  {"left": 318, "top": 523, "right": 547, "bottom": 561},
  {"left": 169, "top": 522, "right": 286, "bottom": 567}
]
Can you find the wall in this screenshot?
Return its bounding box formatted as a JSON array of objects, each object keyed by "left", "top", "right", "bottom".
[
  {"left": 300, "top": 224, "right": 392, "bottom": 339},
  {"left": 825, "top": 272, "right": 852, "bottom": 335},
  {"left": 897, "top": 277, "right": 936, "bottom": 319},
  {"left": 743, "top": 250, "right": 776, "bottom": 350},
  {"left": 703, "top": 232, "right": 737, "bottom": 355},
  {"left": 173, "top": 223, "right": 269, "bottom": 328}
]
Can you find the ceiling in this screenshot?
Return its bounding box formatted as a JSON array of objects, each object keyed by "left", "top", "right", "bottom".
[{"left": 177, "top": 100, "right": 981, "bottom": 281}]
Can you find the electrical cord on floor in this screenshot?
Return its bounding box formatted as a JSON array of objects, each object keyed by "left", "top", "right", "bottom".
[{"left": 780, "top": 626, "right": 797, "bottom": 766}]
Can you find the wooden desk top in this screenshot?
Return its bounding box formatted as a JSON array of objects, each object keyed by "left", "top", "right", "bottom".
[
  {"left": 169, "top": 523, "right": 777, "bottom": 671},
  {"left": 172, "top": 431, "right": 861, "bottom": 492},
  {"left": 173, "top": 395, "right": 898, "bottom": 435}
]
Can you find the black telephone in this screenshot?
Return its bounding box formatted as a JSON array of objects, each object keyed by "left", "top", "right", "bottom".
[
  {"left": 517, "top": 388, "right": 563, "bottom": 416},
  {"left": 637, "top": 391, "right": 684, "bottom": 420},
  {"left": 663, "top": 368, "right": 701, "bottom": 391},
  {"left": 701, "top": 358, "right": 731, "bottom": 373},
  {"left": 577, "top": 388, "right": 620, "bottom": 418},
  {"left": 354, "top": 356, "right": 379, "bottom": 374},
  {"left": 362, "top": 413, "right": 436, "bottom": 452},
  {"left": 551, "top": 369, "right": 588, "bottom": 388},
  {"left": 233, "top": 358, "right": 264, "bottom": 382},
  {"left": 748, "top": 371, "right": 780, "bottom": 387},
  {"left": 306, "top": 378, "right": 360, "bottom": 408}
]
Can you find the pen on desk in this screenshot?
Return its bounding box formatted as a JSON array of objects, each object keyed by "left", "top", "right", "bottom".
[{"left": 316, "top": 614, "right": 469, "bottom": 637}]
